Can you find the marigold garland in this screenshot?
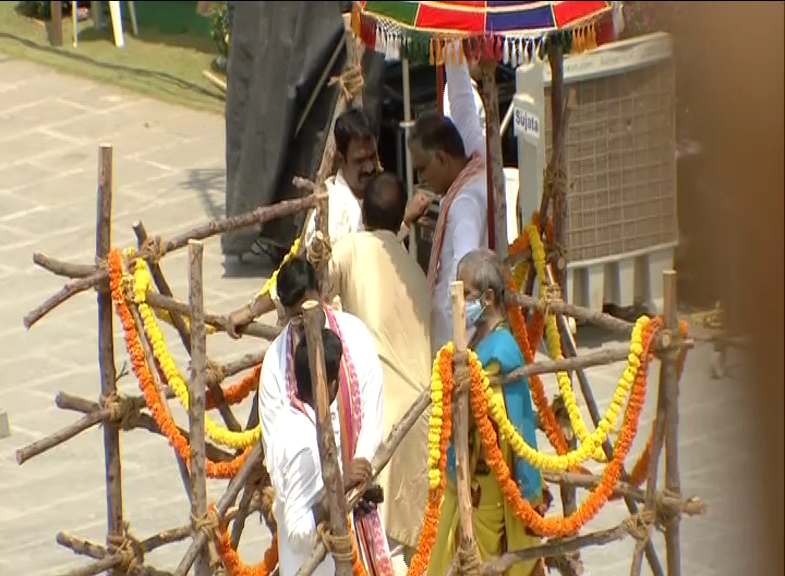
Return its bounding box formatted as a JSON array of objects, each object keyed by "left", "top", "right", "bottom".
[
  {"left": 107, "top": 249, "right": 250, "bottom": 479},
  {"left": 254, "top": 237, "right": 301, "bottom": 301},
  {"left": 467, "top": 317, "right": 659, "bottom": 536},
  {"left": 215, "top": 508, "right": 278, "bottom": 576},
  {"left": 506, "top": 213, "right": 569, "bottom": 460},
  {"left": 507, "top": 295, "right": 571, "bottom": 457},
  {"left": 130, "top": 256, "right": 261, "bottom": 450},
  {"left": 624, "top": 318, "right": 690, "bottom": 488},
  {"left": 526, "top": 223, "right": 608, "bottom": 463},
  {"left": 408, "top": 344, "right": 453, "bottom": 576},
  {"left": 205, "top": 365, "right": 261, "bottom": 411},
  {"left": 477, "top": 316, "right": 650, "bottom": 471}
]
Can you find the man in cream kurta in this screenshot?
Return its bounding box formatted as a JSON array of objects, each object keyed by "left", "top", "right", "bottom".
[{"left": 325, "top": 172, "right": 432, "bottom": 566}]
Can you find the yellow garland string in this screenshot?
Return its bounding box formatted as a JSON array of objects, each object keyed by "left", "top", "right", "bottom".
[
  {"left": 426, "top": 316, "right": 650, "bottom": 473},
  {"left": 254, "top": 237, "right": 301, "bottom": 300},
  {"left": 128, "top": 253, "right": 261, "bottom": 450},
  {"left": 525, "top": 224, "right": 607, "bottom": 462},
  {"left": 427, "top": 342, "right": 453, "bottom": 489},
  {"left": 475, "top": 316, "right": 650, "bottom": 471}
]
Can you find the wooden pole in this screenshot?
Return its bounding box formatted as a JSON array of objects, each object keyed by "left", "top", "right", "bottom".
[
  {"left": 548, "top": 44, "right": 569, "bottom": 295},
  {"left": 631, "top": 280, "right": 674, "bottom": 576},
  {"left": 661, "top": 271, "right": 682, "bottom": 576},
  {"left": 298, "top": 23, "right": 365, "bottom": 269},
  {"left": 187, "top": 240, "right": 210, "bottom": 576},
  {"left": 450, "top": 281, "right": 481, "bottom": 568},
  {"left": 134, "top": 220, "right": 243, "bottom": 433},
  {"left": 302, "top": 300, "right": 353, "bottom": 575},
  {"left": 50, "top": 1, "right": 63, "bottom": 47},
  {"left": 24, "top": 193, "right": 320, "bottom": 329},
  {"left": 95, "top": 144, "right": 123, "bottom": 571}
]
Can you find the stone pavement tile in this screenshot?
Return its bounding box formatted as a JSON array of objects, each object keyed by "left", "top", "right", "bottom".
[
  {"left": 0, "top": 129, "right": 76, "bottom": 165},
  {"left": 0, "top": 160, "right": 57, "bottom": 191},
  {"left": 0, "top": 98, "right": 89, "bottom": 142},
  {"left": 134, "top": 133, "right": 227, "bottom": 172},
  {"left": 0, "top": 190, "right": 45, "bottom": 222}
]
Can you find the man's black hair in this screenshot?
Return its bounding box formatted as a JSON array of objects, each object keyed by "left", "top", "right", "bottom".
[
  {"left": 409, "top": 110, "right": 467, "bottom": 159},
  {"left": 363, "top": 172, "right": 407, "bottom": 232},
  {"left": 293, "top": 328, "right": 344, "bottom": 403},
  {"left": 277, "top": 257, "right": 319, "bottom": 308},
  {"left": 334, "top": 107, "right": 375, "bottom": 157}
]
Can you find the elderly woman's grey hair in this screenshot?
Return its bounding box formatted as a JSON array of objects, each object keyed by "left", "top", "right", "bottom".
[{"left": 456, "top": 249, "right": 508, "bottom": 306}]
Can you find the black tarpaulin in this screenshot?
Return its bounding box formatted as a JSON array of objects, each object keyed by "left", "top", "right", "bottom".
[{"left": 221, "top": 0, "right": 386, "bottom": 258}]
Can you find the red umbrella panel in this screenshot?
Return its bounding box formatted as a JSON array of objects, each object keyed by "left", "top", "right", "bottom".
[{"left": 353, "top": 1, "right": 622, "bottom": 65}]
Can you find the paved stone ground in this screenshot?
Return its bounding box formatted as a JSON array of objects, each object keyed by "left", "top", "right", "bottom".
[{"left": 0, "top": 56, "right": 755, "bottom": 576}]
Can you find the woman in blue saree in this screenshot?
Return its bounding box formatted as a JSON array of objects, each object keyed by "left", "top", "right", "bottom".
[{"left": 429, "top": 249, "right": 550, "bottom": 576}]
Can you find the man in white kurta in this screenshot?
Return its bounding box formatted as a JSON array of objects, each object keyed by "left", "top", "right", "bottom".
[
  {"left": 325, "top": 172, "right": 432, "bottom": 565},
  {"left": 226, "top": 107, "right": 379, "bottom": 337},
  {"left": 268, "top": 327, "right": 346, "bottom": 576},
  {"left": 407, "top": 52, "right": 489, "bottom": 355},
  {"left": 258, "top": 266, "right": 384, "bottom": 470},
  {"left": 269, "top": 398, "right": 339, "bottom": 576},
  {"left": 258, "top": 256, "right": 393, "bottom": 575}
]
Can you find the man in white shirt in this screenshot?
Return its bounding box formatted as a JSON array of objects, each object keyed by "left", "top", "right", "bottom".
[
  {"left": 404, "top": 51, "right": 491, "bottom": 354},
  {"left": 325, "top": 172, "right": 432, "bottom": 568},
  {"left": 226, "top": 107, "right": 379, "bottom": 337},
  {"left": 258, "top": 256, "right": 393, "bottom": 575},
  {"left": 268, "top": 327, "right": 346, "bottom": 576}
]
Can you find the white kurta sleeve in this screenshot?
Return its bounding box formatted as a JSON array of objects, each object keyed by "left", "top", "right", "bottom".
[
  {"left": 259, "top": 338, "right": 287, "bottom": 462},
  {"left": 280, "top": 443, "right": 321, "bottom": 553},
  {"left": 444, "top": 54, "right": 486, "bottom": 159},
  {"left": 352, "top": 323, "right": 385, "bottom": 463}
]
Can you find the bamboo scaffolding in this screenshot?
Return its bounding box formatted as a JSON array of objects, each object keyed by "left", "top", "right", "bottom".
[{"left": 14, "top": 40, "right": 701, "bottom": 573}]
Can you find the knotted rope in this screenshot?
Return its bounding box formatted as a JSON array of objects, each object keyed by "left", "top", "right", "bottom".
[
  {"left": 456, "top": 542, "right": 482, "bottom": 576},
  {"left": 307, "top": 230, "right": 333, "bottom": 270},
  {"left": 205, "top": 359, "right": 226, "bottom": 387},
  {"left": 317, "top": 524, "right": 354, "bottom": 563},
  {"left": 192, "top": 508, "right": 222, "bottom": 567},
  {"left": 539, "top": 283, "right": 563, "bottom": 318},
  {"left": 453, "top": 352, "right": 472, "bottom": 395},
  {"left": 622, "top": 509, "right": 656, "bottom": 544},
  {"left": 329, "top": 64, "right": 365, "bottom": 101},
  {"left": 140, "top": 235, "right": 167, "bottom": 264},
  {"left": 107, "top": 522, "right": 144, "bottom": 575},
  {"left": 260, "top": 485, "right": 277, "bottom": 533},
  {"left": 100, "top": 393, "right": 143, "bottom": 431}
]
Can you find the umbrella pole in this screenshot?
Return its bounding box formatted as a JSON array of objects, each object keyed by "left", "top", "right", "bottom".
[
  {"left": 402, "top": 57, "right": 418, "bottom": 262},
  {"left": 549, "top": 45, "right": 569, "bottom": 296},
  {"left": 480, "top": 65, "right": 509, "bottom": 260}
]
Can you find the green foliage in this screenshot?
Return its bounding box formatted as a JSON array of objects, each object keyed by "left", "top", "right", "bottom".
[
  {"left": 16, "top": 1, "right": 75, "bottom": 21},
  {"left": 210, "top": 1, "right": 228, "bottom": 57}
]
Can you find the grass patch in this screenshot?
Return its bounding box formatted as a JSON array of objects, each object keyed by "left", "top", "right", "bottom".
[{"left": 0, "top": 3, "right": 225, "bottom": 115}]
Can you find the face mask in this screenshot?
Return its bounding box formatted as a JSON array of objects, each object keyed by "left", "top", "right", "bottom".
[{"left": 465, "top": 299, "right": 485, "bottom": 329}]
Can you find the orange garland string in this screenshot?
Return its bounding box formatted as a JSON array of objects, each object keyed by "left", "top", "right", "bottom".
[
  {"left": 407, "top": 348, "right": 454, "bottom": 575},
  {"left": 621, "top": 319, "right": 690, "bottom": 490},
  {"left": 507, "top": 212, "right": 566, "bottom": 455},
  {"left": 464, "top": 318, "right": 661, "bottom": 537},
  {"left": 214, "top": 507, "right": 278, "bottom": 576},
  {"left": 507, "top": 299, "right": 571, "bottom": 457},
  {"left": 107, "top": 249, "right": 251, "bottom": 479},
  {"left": 205, "top": 365, "right": 261, "bottom": 410}
]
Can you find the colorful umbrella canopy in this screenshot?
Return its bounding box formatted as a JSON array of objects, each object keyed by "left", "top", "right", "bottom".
[{"left": 353, "top": 1, "right": 620, "bottom": 64}]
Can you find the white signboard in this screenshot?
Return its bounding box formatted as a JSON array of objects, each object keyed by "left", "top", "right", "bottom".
[{"left": 513, "top": 108, "right": 541, "bottom": 140}]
